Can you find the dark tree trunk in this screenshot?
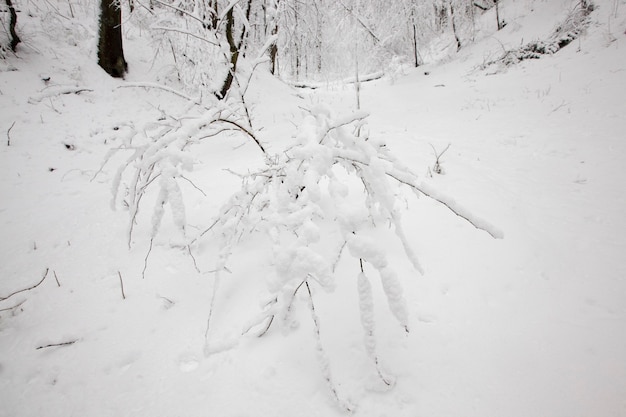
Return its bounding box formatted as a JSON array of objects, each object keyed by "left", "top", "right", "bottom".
[
  {"left": 450, "top": 1, "right": 462, "bottom": 51},
  {"left": 218, "top": 7, "right": 237, "bottom": 99},
  {"left": 412, "top": 24, "right": 420, "bottom": 67},
  {"left": 98, "top": 0, "right": 127, "bottom": 78},
  {"left": 269, "top": 26, "right": 279, "bottom": 75},
  {"left": 217, "top": 0, "right": 252, "bottom": 99},
  {"left": 268, "top": 0, "right": 281, "bottom": 76},
  {"left": 495, "top": 0, "right": 503, "bottom": 30},
  {"left": 5, "top": 0, "right": 20, "bottom": 52}
]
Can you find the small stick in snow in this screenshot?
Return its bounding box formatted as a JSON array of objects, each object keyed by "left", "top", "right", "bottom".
[
  {"left": 118, "top": 271, "right": 126, "bottom": 300},
  {"left": 305, "top": 281, "right": 353, "bottom": 413},
  {"left": 142, "top": 238, "right": 154, "bottom": 280},
  {"left": 0, "top": 268, "right": 49, "bottom": 301},
  {"left": 36, "top": 340, "right": 78, "bottom": 350},
  {"left": 181, "top": 175, "right": 207, "bottom": 196},
  {"left": 53, "top": 270, "right": 61, "bottom": 287},
  {"left": 28, "top": 87, "right": 93, "bottom": 104},
  {"left": 0, "top": 299, "right": 26, "bottom": 313},
  {"left": 7, "top": 121, "right": 16, "bottom": 146},
  {"left": 186, "top": 245, "right": 201, "bottom": 273}
]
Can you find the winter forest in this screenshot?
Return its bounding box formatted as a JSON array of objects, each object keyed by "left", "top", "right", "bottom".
[{"left": 1, "top": 0, "right": 626, "bottom": 416}]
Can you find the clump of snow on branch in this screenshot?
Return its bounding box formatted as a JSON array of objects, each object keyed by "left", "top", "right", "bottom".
[
  {"left": 106, "top": 95, "right": 257, "bottom": 248},
  {"left": 208, "top": 105, "right": 423, "bottom": 340}
]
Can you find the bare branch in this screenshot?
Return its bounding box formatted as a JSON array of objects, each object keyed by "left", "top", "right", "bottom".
[
  {"left": 118, "top": 271, "right": 126, "bottom": 300},
  {"left": 186, "top": 245, "right": 200, "bottom": 272},
  {"left": 148, "top": 0, "right": 209, "bottom": 25},
  {"left": 28, "top": 87, "right": 93, "bottom": 104},
  {"left": 150, "top": 26, "right": 219, "bottom": 46},
  {"left": 216, "top": 118, "right": 266, "bottom": 154},
  {"left": 0, "top": 299, "right": 26, "bottom": 313},
  {"left": 117, "top": 82, "right": 202, "bottom": 104},
  {"left": 142, "top": 238, "right": 154, "bottom": 280},
  {"left": 36, "top": 340, "right": 78, "bottom": 350},
  {"left": 181, "top": 175, "right": 207, "bottom": 196},
  {"left": 7, "top": 121, "right": 16, "bottom": 146},
  {"left": 0, "top": 268, "right": 50, "bottom": 301}
]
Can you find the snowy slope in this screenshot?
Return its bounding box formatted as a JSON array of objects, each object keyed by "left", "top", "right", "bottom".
[{"left": 1, "top": 1, "right": 626, "bottom": 417}]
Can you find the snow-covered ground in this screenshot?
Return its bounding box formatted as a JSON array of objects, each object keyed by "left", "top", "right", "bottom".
[{"left": 1, "top": 1, "right": 625, "bottom": 416}]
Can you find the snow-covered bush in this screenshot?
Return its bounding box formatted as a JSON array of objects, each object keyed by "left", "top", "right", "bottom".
[
  {"left": 491, "top": 0, "right": 595, "bottom": 68},
  {"left": 214, "top": 106, "right": 419, "bottom": 335},
  {"left": 108, "top": 92, "right": 501, "bottom": 406}
]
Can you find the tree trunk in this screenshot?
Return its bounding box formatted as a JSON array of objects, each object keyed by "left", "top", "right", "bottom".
[
  {"left": 217, "top": 0, "right": 252, "bottom": 99},
  {"left": 5, "top": 0, "right": 20, "bottom": 52},
  {"left": 98, "top": 0, "right": 127, "bottom": 78},
  {"left": 450, "top": 1, "right": 462, "bottom": 51},
  {"left": 269, "top": 24, "right": 279, "bottom": 75},
  {"left": 412, "top": 24, "right": 420, "bottom": 67},
  {"left": 495, "top": 0, "right": 503, "bottom": 30}
]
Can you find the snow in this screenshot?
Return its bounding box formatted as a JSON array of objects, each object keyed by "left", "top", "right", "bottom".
[{"left": 2, "top": 1, "right": 626, "bottom": 416}]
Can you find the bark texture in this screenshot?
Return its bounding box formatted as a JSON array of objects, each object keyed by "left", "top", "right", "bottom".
[{"left": 98, "top": 0, "right": 127, "bottom": 78}]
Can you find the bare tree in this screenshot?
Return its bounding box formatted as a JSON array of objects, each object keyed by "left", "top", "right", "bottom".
[{"left": 98, "top": 0, "right": 127, "bottom": 78}]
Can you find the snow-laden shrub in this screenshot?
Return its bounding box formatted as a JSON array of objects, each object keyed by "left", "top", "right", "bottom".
[
  {"left": 108, "top": 96, "right": 501, "bottom": 407},
  {"left": 489, "top": 0, "right": 595, "bottom": 69},
  {"left": 216, "top": 106, "right": 419, "bottom": 332}
]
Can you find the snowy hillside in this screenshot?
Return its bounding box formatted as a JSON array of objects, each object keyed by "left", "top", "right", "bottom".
[{"left": 1, "top": 1, "right": 626, "bottom": 417}]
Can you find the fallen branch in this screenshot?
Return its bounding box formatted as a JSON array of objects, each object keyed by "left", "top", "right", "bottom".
[
  {"left": 142, "top": 238, "right": 154, "bottom": 280},
  {"left": 0, "top": 268, "right": 49, "bottom": 301},
  {"left": 289, "top": 71, "right": 384, "bottom": 90},
  {"left": 36, "top": 339, "right": 78, "bottom": 350},
  {"left": 28, "top": 86, "right": 93, "bottom": 104},
  {"left": 116, "top": 82, "right": 202, "bottom": 104},
  {"left": 7, "top": 121, "right": 15, "bottom": 146},
  {"left": 0, "top": 299, "right": 26, "bottom": 313},
  {"left": 118, "top": 271, "right": 126, "bottom": 300}
]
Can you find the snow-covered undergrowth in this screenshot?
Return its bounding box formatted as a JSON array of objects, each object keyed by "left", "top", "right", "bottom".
[
  {"left": 486, "top": 0, "right": 598, "bottom": 69},
  {"left": 2, "top": 0, "right": 626, "bottom": 416}
]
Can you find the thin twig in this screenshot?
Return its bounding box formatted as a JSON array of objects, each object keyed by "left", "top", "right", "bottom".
[
  {"left": 53, "top": 271, "right": 61, "bottom": 287},
  {"left": 189, "top": 218, "right": 220, "bottom": 246},
  {"left": 216, "top": 119, "right": 266, "bottom": 154},
  {"left": 187, "top": 245, "right": 201, "bottom": 272},
  {"left": 36, "top": 340, "right": 78, "bottom": 350},
  {"left": 305, "top": 281, "right": 353, "bottom": 412},
  {"left": 117, "top": 82, "right": 203, "bottom": 104},
  {"left": 28, "top": 87, "right": 93, "bottom": 104},
  {"left": 118, "top": 271, "right": 126, "bottom": 300},
  {"left": 181, "top": 175, "right": 207, "bottom": 196},
  {"left": 0, "top": 268, "right": 49, "bottom": 301},
  {"left": 7, "top": 121, "right": 16, "bottom": 146},
  {"left": 149, "top": 0, "right": 210, "bottom": 26},
  {"left": 0, "top": 299, "right": 26, "bottom": 313},
  {"left": 151, "top": 26, "right": 219, "bottom": 46},
  {"left": 142, "top": 238, "right": 154, "bottom": 279}
]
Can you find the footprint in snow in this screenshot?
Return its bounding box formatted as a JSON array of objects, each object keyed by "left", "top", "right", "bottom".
[{"left": 178, "top": 354, "right": 199, "bottom": 372}]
